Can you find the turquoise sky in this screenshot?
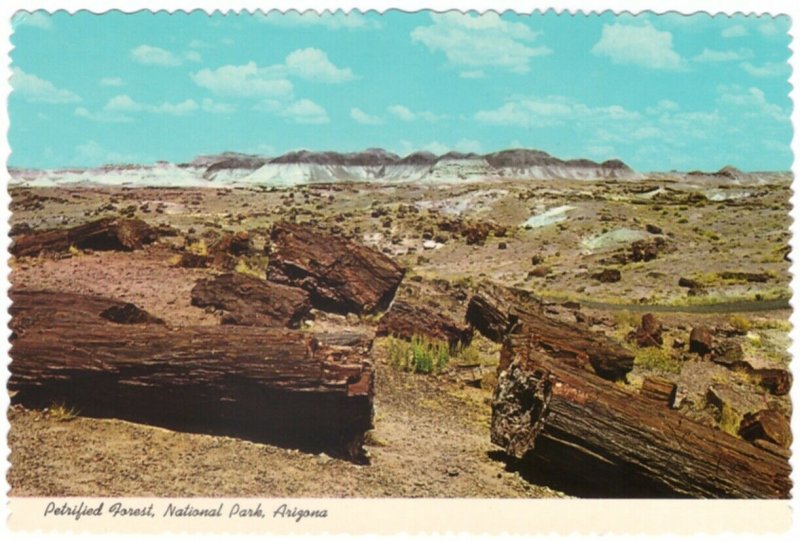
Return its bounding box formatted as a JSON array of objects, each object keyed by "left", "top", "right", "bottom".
[{"left": 9, "top": 10, "right": 793, "bottom": 172}]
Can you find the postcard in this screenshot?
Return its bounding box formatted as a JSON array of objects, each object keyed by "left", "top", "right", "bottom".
[{"left": 2, "top": 1, "right": 797, "bottom": 535}]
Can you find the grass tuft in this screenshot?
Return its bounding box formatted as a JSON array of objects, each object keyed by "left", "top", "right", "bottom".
[
  {"left": 48, "top": 402, "right": 79, "bottom": 422},
  {"left": 634, "top": 347, "right": 682, "bottom": 374},
  {"left": 386, "top": 335, "right": 450, "bottom": 374}
]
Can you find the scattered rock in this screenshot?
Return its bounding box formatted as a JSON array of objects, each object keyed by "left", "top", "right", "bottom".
[
  {"left": 689, "top": 326, "right": 713, "bottom": 356},
  {"left": 627, "top": 313, "right": 663, "bottom": 347},
  {"left": 592, "top": 268, "right": 621, "bottom": 283},
  {"left": 645, "top": 224, "right": 663, "bottom": 235},
  {"left": 739, "top": 409, "right": 792, "bottom": 448},
  {"left": 678, "top": 277, "right": 701, "bottom": 289},
  {"left": 711, "top": 340, "right": 744, "bottom": 367},
  {"left": 753, "top": 368, "right": 792, "bottom": 396},
  {"left": 527, "top": 266, "right": 550, "bottom": 279},
  {"left": 174, "top": 252, "right": 209, "bottom": 268},
  {"left": 719, "top": 271, "right": 770, "bottom": 283}
]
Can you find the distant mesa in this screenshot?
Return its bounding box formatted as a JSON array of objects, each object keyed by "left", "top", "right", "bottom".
[{"left": 10, "top": 147, "right": 642, "bottom": 187}]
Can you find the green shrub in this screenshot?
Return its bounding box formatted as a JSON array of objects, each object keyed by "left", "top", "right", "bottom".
[
  {"left": 728, "top": 314, "right": 752, "bottom": 333},
  {"left": 387, "top": 335, "right": 450, "bottom": 374},
  {"left": 634, "top": 347, "right": 682, "bottom": 374}
]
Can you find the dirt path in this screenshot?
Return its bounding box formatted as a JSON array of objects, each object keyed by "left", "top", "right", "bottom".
[{"left": 8, "top": 360, "right": 562, "bottom": 498}]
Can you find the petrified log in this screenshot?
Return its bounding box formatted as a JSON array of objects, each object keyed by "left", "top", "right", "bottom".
[
  {"left": 464, "top": 282, "right": 543, "bottom": 342},
  {"left": 640, "top": 376, "right": 677, "bottom": 405},
  {"left": 9, "top": 290, "right": 374, "bottom": 459},
  {"left": 491, "top": 332, "right": 792, "bottom": 498},
  {"left": 377, "top": 300, "right": 473, "bottom": 350},
  {"left": 10, "top": 217, "right": 157, "bottom": 257},
  {"left": 191, "top": 273, "right": 312, "bottom": 328},
  {"left": 10, "top": 289, "right": 165, "bottom": 335},
  {"left": 466, "top": 282, "right": 633, "bottom": 380},
  {"left": 267, "top": 222, "right": 405, "bottom": 315}
]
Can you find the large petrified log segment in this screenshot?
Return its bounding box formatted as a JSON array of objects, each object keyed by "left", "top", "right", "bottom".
[
  {"left": 191, "top": 273, "right": 312, "bottom": 328},
  {"left": 466, "top": 282, "right": 633, "bottom": 380},
  {"left": 491, "top": 333, "right": 792, "bottom": 498},
  {"left": 377, "top": 300, "right": 473, "bottom": 350},
  {"left": 10, "top": 217, "right": 158, "bottom": 257},
  {"left": 10, "top": 289, "right": 165, "bottom": 335},
  {"left": 9, "top": 290, "right": 374, "bottom": 459},
  {"left": 267, "top": 222, "right": 405, "bottom": 315},
  {"left": 465, "top": 282, "right": 543, "bottom": 342}
]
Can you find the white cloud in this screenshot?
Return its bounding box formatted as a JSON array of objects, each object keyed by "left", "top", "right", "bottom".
[
  {"left": 386, "top": 104, "right": 444, "bottom": 122},
  {"left": 131, "top": 45, "right": 183, "bottom": 66},
  {"left": 741, "top": 61, "right": 790, "bottom": 78},
  {"left": 189, "top": 39, "right": 208, "bottom": 49},
  {"left": 411, "top": 12, "right": 551, "bottom": 74},
  {"left": 99, "top": 77, "right": 124, "bottom": 87},
  {"left": 285, "top": 48, "right": 354, "bottom": 83},
  {"left": 11, "top": 68, "right": 80, "bottom": 103},
  {"left": 192, "top": 62, "right": 293, "bottom": 98},
  {"left": 279, "top": 99, "right": 330, "bottom": 124},
  {"left": 721, "top": 24, "right": 748, "bottom": 38},
  {"left": 459, "top": 70, "right": 486, "bottom": 79},
  {"left": 259, "top": 10, "right": 380, "bottom": 30},
  {"left": 692, "top": 48, "right": 752, "bottom": 63},
  {"left": 151, "top": 99, "right": 198, "bottom": 115},
  {"left": 13, "top": 11, "right": 52, "bottom": 29},
  {"left": 591, "top": 22, "right": 682, "bottom": 70},
  {"left": 74, "top": 140, "right": 136, "bottom": 165},
  {"left": 350, "top": 107, "right": 383, "bottom": 125},
  {"left": 475, "top": 95, "right": 639, "bottom": 128},
  {"left": 717, "top": 85, "right": 787, "bottom": 122},
  {"left": 255, "top": 99, "right": 329, "bottom": 124},
  {"left": 202, "top": 98, "right": 236, "bottom": 114},
  {"left": 79, "top": 94, "right": 200, "bottom": 121},
  {"left": 74, "top": 106, "right": 132, "bottom": 123},
  {"left": 185, "top": 50, "right": 203, "bottom": 63},
  {"left": 757, "top": 19, "right": 789, "bottom": 37},
  {"left": 387, "top": 105, "right": 416, "bottom": 122}
]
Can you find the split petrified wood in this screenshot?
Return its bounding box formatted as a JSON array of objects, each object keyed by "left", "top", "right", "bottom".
[
  {"left": 9, "top": 290, "right": 374, "bottom": 459},
  {"left": 464, "top": 282, "right": 543, "bottom": 342},
  {"left": 491, "top": 332, "right": 792, "bottom": 498},
  {"left": 191, "top": 273, "right": 312, "bottom": 328},
  {"left": 377, "top": 300, "right": 473, "bottom": 350},
  {"left": 466, "top": 282, "right": 634, "bottom": 380},
  {"left": 267, "top": 222, "right": 405, "bottom": 315},
  {"left": 10, "top": 289, "right": 165, "bottom": 335},
  {"left": 10, "top": 217, "right": 158, "bottom": 257}
]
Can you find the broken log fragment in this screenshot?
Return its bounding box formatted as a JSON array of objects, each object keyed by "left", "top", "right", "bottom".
[
  {"left": 377, "top": 300, "right": 473, "bottom": 350},
  {"left": 191, "top": 273, "right": 312, "bottom": 328},
  {"left": 9, "top": 289, "right": 374, "bottom": 460},
  {"left": 640, "top": 376, "right": 677, "bottom": 405},
  {"left": 466, "top": 281, "right": 633, "bottom": 380},
  {"left": 739, "top": 409, "right": 792, "bottom": 449},
  {"left": 10, "top": 217, "right": 157, "bottom": 257},
  {"left": 465, "top": 282, "right": 543, "bottom": 342},
  {"left": 491, "top": 332, "right": 792, "bottom": 498},
  {"left": 267, "top": 222, "right": 405, "bottom": 315}
]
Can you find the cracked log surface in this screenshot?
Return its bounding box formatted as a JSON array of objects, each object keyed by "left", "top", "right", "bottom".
[
  {"left": 9, "top": 289, "right": 374, "bottom": 460},
  {"left": 491, "top": 331, "right": 792, "bottom": 498},
  {"left": 267, "top": 222, "right": 405, "bottom": 315},
  {"left": 10, "top": 217, "right": 158, "bottom": 257},
  {"left": 466, "top": 281, "right": 634, "bottom": 380},
  {"left": 190, "top": 273, "right": 312, "bottom": 328},
  {"left": 377, "top": 300, "right": 473, "bottom": 351}
]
